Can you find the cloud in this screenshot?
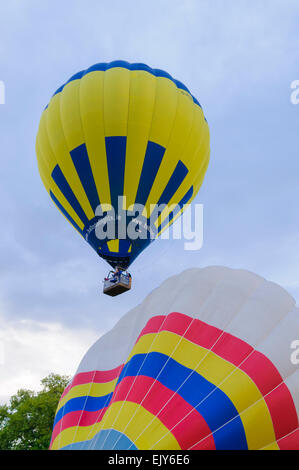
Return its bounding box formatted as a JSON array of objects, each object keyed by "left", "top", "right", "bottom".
[{"left": 0, "top": 310, "right": 99, "bottom": 404}]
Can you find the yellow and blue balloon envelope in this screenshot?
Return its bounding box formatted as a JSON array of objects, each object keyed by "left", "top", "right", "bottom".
[{"left": 36, "top": 61, "right": 210, "bottom": 269}]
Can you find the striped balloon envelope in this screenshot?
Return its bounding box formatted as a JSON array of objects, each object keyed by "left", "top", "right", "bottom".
[
  {"left": 50, "top": 267, "right": 299, "bottom": 450},
  {"left": 36, "top": 61, "right": 210, "bottom": 269}
]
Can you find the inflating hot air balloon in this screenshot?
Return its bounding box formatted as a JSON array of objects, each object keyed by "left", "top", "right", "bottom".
[
  {"left": 36, "top": 61, "right": 210, "bottom": 295},
  {"left": 50, "top": 267, "right": 299, "bottom": 450}
]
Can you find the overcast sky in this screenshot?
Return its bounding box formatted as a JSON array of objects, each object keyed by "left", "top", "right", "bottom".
[{"left": 0, "top": 0, "right": 298, "bottom": 403}]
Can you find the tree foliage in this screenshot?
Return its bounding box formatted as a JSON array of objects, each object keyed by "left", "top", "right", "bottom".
[{"left": 0, "top": 373, "right": 70, "bottom": 450}]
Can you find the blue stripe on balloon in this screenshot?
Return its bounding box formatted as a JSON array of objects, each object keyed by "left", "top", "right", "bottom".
[
  {"left": 50, "top": 191, "right": 84, "bottom": 235},
  {"left": 119, "top": 239, "right": 131, "bottom": 254},
  {"left": 212, "top": 418, "right": 248, "bottom": 450},
  {"left": 53, "top": 393, "right": 112, "bottom": 428},
  {"left": 91, "top": 429, "right": 137, "bottom": 450},
  {"left": 134, "top": 141, "right": 165, "bottom": 207},
  {"left": 158, "top": 185, "right": 194, "bottom": 233},
  {"left": 62, "top": 429, "right": 138, "bottom": 450},
  {"left": 157, "top": 160, "right": 188, "bottom": 207},
  {"left": 51, "top": 165, "right": 89, "bottom": 225},
  {"left": 149, "top": 160, "right": 188, "bottom": 226},
  {"left": 55, "top": 352, "right": 247, "bottom": 450},
  {"left": 70, "top": 143, "right": 100, "bottom": 214},
  {"left": 105, "top": 136, "right": 127, "bottom": 211},
  {"left": 99, "top": 241, "right": 109, "bottom": 255}
]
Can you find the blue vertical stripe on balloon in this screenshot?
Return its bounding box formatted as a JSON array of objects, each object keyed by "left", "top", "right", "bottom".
[
  {"left": 134, "top": 141, "right": 165, "bottom": 207},
  {"left": 212, "top": 416, "right": 248, "bottom": 450},
  {"left": 70, "top": 144, "right": 100, "bottom": 214},
  {"left": 105, "top": 136, "right": 127, "bottom": 211},
  {"left": 100, "top": 241, "right": 109, "bottom": 254},
  {"left": 53, "top": 394, "right": 112, "bottom": 428},
  {"left": 98, "top": 430, "right": 138, "bottom": 450},
  {"left": 119, "top": 240, "right": 131, "bottom": 255},
  {"left": 150, "top": 160, "right": 188, "bottom": 226},
  {"left": 51, "top": 165, "right": 89, "bottom": 225},
  {"left": 157, "top": 160, "right": 188, "bottom": 206},
  {"left": 50, "top": 191, "right": 84, "bottom": 235},
  {"left": 61, "top": 430, "right": 138, "bottom": 450},
  {"left": 157, "top": 185, "right": 194, "bottom": 233}
]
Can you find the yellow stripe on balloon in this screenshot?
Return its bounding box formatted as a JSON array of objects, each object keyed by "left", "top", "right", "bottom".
[
  {"left": 51, "top": 424, "right": 99, "bottom": 450},
  {"left": 59, "top": 80, "right": 85, "bottom": 151},
  {"left": 157, "top": 203, "right": 187, "bottom": 238},
  {"left": 100, "top": 401, "right": 181, "bottom": 450},
  {"left": 45, "top": 93, "right": 94, "bottom": 220},
  {"left": 261, "top": 441, "right": 280, "bottom": 450},
  {"left": 56, "top": 379, "right": 117, "bottom": 413},
  {"left": 155, "top": 106, "right": 208, "bottom": 228},
  {"left": 142, "top": 79, "right": 178, "bottom": 217},
  {"left": 148, "top": 76, "right": 178, "bottom": 148},
  {"left": 37, "top": 139, "right": 84, "bottom": 231},
  {"left": 36, "top": 110, "right": 57, "bottom": 173},
  {"left": 103, "top": 67, "right": 130, "bottom": 137},
  {"left": 239, "top": 398, "right": 278, "bottom": 449},
  {"left": 107, "top": 239, "right": 119, "bottom": 253},
  {"left": 148, "top": 91, "right": 194, "bottom": 220},
  {"left": 193, "top": 145, "right": 210, "bottom": 191},
  {"left": 127, "top": 330, "right": 232, "bottom": 379},
  {"left": 49, "top": 188, "right": 85, "bottom": 233},
  {"left": 123, "top": 70, "right": 157, "bottom": 209},
  {"left": 79, "top": 71, "right": 111, "bottom": 206},
  {"left": 147, "top": 100, "right": 209, "bottom": 228},
  {"left": 36, "top": 142, "right": 85, "bottom": 231},
  {"left": 36, "top": 140, "right": 53, "bottom": 189}
]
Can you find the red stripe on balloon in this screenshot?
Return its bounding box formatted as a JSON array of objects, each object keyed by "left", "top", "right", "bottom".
[
  {"left": 50, "top": 406, "right": 109, "bottom": 448},
  {"left": 240, "top": 351, "right": 282, "bottom": 395},
  {"left": 190, "top": 434, "right": 216, "bottom": 450},
  {"left": 277, "top": 427, "right": 299, "bottom": 450},
  {"left": 240, "top": 351, "right": 298, "bottom": 441},
  {"left": 137, "top": 312, "right": 253, "bottom": 364},
  {"left": 265, "top": 383, "right": 299, "bottom": 441},
  {"left": 137, "top": 312, "right": 222, "bottom": 350},
  {"left": 212, "top": 332, "right": 253, "bottom": 365},
  {"left": 136, "top": 315, "right": 165, "bottom": 341},
  {"left": 60, "top": 366, "right": 124, "bottom": 400}
]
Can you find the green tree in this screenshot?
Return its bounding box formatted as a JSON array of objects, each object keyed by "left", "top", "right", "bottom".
[{"left": 0, "top": 373, "right": 70, "bottom": 450}]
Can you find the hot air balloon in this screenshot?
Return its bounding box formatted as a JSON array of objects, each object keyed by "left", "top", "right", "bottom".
[
  {"left": 50, "top": 267, "right": 299, "bottom": 450},
  {"left": 36, "top": 61, "right": 210, "bottom": 295}
]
